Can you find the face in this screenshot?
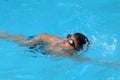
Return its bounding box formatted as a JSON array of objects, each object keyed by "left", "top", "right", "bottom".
[{"left": 62, "top": 34, "right": 78, "bottom": 49}]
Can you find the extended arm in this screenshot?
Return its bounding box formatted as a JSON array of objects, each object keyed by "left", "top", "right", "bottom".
[
  {"left": 0, "top": 32, "right": 61, "bottom": 46},
  {"left": 67, "top": 55, "right": 120, "bottom": 70}
]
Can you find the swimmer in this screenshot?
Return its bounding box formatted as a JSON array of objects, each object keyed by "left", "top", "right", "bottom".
[
  {"left": 0, "top": 32, "right": 90, "bottom": 57},
  {"left": 1, "top": 32, "right": 120, "bottom": 70}
]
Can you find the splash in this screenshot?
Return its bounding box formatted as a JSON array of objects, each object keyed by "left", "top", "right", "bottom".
[{"left": 91, "top": 34, "right": 117, "bottom": 57}]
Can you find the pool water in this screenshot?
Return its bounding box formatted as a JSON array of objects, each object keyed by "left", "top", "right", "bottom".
[{"left": 0, "top": 0, "right": 120, "bottom": 80}]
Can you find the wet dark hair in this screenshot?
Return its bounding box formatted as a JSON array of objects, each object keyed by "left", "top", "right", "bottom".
[{"left": 74, "top": 33, "right": 90, "bottom": 51}]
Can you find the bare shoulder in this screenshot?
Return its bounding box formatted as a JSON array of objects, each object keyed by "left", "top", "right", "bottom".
[
  {"left": 38, "top": 33, "right": 61, "bottom": 40},
  {"left": 35, "top": 33, "right": 61, "bottom": 43}
]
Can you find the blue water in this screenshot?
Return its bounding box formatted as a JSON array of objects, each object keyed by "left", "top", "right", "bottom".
[{"left": 0, "top": 0, "right": 120, "bottom": 80}]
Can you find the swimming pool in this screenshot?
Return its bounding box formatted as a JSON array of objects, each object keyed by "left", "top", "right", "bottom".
[{"left": 0, "top": 0, "right": 120, "bottom": 80}]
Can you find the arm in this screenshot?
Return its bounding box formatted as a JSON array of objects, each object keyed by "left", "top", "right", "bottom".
[
  {"left": 0, "top": 32, "right": 29, "bottom": 46},
  {"left": 63, "top": 54, "right": 120, "bottom": 70},
  {"left": 0, "top": 32, "right": 61, "bottom": 46},
  {"left": 26, "top": 33, "right": 61, "bottom": 46}
]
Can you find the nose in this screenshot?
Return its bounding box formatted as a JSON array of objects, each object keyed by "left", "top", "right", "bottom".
[
  {"left": 65, "top": 38, "right": 69, "bottom": 41},
  {"left": 63, "top": 38, "right": 68, "bottom": 43}
]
